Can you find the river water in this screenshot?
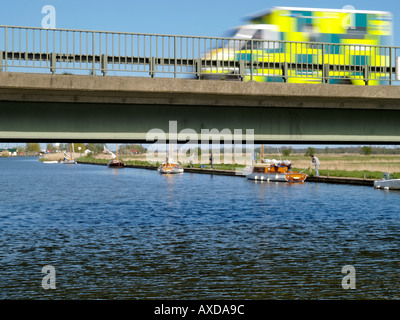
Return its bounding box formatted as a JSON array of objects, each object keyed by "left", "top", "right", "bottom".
[{"left": 0, "top": 157, "right": 399, "bottom": 299}]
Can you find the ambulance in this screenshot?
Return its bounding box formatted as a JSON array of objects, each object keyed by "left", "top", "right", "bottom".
[{"left": 201, "top": 7, "right": 393, "bottom": 85}]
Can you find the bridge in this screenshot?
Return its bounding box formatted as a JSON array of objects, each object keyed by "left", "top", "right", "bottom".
[{"left": 1, "top": 25, "right": 400, "bottom": 143}]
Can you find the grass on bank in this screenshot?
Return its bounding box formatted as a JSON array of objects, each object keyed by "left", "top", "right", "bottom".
[
  {"left": 77, "top": 156, "right": 245, "bottom": 170},
  {"left": 294, "top": 168, "right": 398, "bottom": 180}
]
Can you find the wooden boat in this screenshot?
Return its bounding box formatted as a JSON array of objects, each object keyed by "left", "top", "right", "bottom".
[
  {"left": 108, "top": 159, "right": 125, "bottom": 168},
  {"left": 104, "top": 144, "right": 125, "bottom": 168},
  {"left": 157, "top": 157, "right": 184, "bottom": 174},
  {"left": 374, "top": 172, "right": 400, "bottom": 190},
  {"left": 246, "top": 159, "right": 307, "bottom": 182}
]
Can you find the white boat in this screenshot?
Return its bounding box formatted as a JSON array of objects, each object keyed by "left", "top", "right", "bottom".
[
  {"left": 61, "top": 159, "right": 77, "bottom": 164},
  {"left": 374, "top": 173, "right": 400, "bottom": 190},
  {"left": 42, "top": 160, "right": 59, "bottom": 164},
  {"left": 157, "top": 156, "right": 184, "bottom": 174},
  {"left": 61, "top": 143, "right": 77, "bottom": 164}
]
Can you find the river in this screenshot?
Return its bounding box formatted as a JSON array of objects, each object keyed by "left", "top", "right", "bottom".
[{"left": 0, "top": 157, "right": 399, "bottom": 299}]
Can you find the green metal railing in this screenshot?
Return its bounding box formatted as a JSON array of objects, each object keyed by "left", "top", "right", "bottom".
[{"left": 1, "top": 25, "right": 400, "bottom": 85}]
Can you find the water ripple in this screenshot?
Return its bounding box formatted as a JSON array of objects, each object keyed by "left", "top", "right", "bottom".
[{"left": 0, "top": 157, "right": 400, "bottom": 299}]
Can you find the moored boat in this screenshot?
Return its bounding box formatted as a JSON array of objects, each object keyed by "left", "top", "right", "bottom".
[
  {"left": 157, "top": 157, "right": 184, "bottom": 174},
  {"left": 108, "top": 159, "right": 125, "bottom": 168},
  {"left": 246, "top": 159, "right": 307, "bottom": 182},
  {"left": 61, "top": 143, "right": 77, "bottom": 164},
  {"left": 374, "top": 172, "right": 400, "bottom": 190},
  {"left": 104, "top": 144, "right": 125, "bottom": 168},
  {"left": 61, "top": 159, "right": 77, "bottom": 164}
]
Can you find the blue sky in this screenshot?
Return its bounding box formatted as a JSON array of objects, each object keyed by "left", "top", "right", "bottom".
[{"left": 0, "top": 0, "right": 399, "bottom": 44}]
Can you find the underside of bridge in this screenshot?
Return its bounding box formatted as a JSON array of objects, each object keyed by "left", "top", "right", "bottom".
[{"left": 0, "top": 73, "right": 400, "bottom": 144}]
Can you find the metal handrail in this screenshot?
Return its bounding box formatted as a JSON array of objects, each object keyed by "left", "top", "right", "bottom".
[{"left": 0, "top": 25, "right": 399, "bottom": 85}]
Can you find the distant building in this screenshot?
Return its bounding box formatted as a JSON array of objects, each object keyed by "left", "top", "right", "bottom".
[{"left": 0, "top": 148, "right": 18, "bottom": 156}]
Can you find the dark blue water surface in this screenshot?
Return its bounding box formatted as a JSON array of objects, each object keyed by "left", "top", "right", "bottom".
[{"left": 1, "top": 157, "right": 399, "bottom": 299}]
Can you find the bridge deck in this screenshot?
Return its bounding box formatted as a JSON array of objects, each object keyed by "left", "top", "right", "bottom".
[{"left": 1, "top": 72, "right": 400, "bottom": 143}]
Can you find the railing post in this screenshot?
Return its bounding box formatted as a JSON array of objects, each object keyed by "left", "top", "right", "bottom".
[
  {"left": 323, "top": 65, "right": 329, "bottom": 84},
  {"left": 101, "top": 54, "right": 107, "bottom": 76},
  {"left": 0, "top": 51, "right": 3, "bottom": 72},
  {"left": 282, "top": 61, "right": 288, "bottom": 83},
  {"left": 395, "top": 56, "right": 400, "bottom": 82},
  {"left": 50, "top": 52, "right": 56, "bottom": 74},
  {"left": 149, "top": 57, "right": 156, "bottom": 78},
  {"left": 174, "top": 35, "right": 177, "bottom": 79},
  {"left": 250, "top": 39, "right": 253, "bottom": 81},
  {"left": 363, "top": 65, "right": 369, "bottom": 85},
  {"left": 321, "top": 43, "right": 326, "bottom": 83},
  {"left": 389, "top": 47, "right": 393, "bottom": 85},
  {"left": 195, "top": 58, "right": 202, "bottom": 79},
  {"left": 92, "top": 32, "right": 96, "bottom": 76},
  {"left": 4, "top": 26, "right": 7, "bottom": 72},
  {"left": 239, "top": 60, "right": 245, "bottom": 81}
]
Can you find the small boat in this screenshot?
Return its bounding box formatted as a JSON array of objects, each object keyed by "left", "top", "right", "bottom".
[
  {"left": 104, "top": 144, "right": 125, "bottom": 168},
  {"left": 42, "top": 160, "right": 59, "bottom": 164},
  {"left": 61, "top": 159, "right": 77, "bottom": 164},
  {"left": 108, "top": 159, "right": 125, "bottom": 168},
  {"left": 157, "top": 156, "right": 184, "bottom": 174},
  {"left": 61, "top": 143, "right": 77, "bottom": 164},
  {"left": 374, "top": 172, "right": 400, "bottom": 190},
  {"left": 246, "top": 159, "right": 307, "bottom": 182}
]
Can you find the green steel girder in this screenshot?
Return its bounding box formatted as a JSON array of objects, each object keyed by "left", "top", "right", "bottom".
[{"left": 0, "top": 101, "right": 399, "bottom": 144}]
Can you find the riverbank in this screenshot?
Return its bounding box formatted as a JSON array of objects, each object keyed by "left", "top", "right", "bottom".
[
  {"left": 41, "top": 152, "right": 400, "bottom": 179},
  {"left": 76, "top": 159, "right": 376, "bottom": 186}
]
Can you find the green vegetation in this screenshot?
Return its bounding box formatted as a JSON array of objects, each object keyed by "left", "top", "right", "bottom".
[
  {"left": 85, "top": 143, "right": 105, "bottom": 154},
  {"left": 77, "top": 156, "right": 245, "bottom": 171},
  {"left": 25, "top": 143, "right": 41, "bottom": 153},
  {"left": 361, "top": 146, "right": 373, "bottom": 155},
  {"left": 297, "top": 168, "right": 398, "bottom": 180},
  {"left": 78, "top": 156, "right": 108, "bottom": 164},
  {"left": 258, "top": 145, "right": 400, "bottom": 155},
  {"left": 304, "top": 147, "right": 316, "bottom": 156},
  {"left": 281, "top": 147, "right": 292, "bottom": 157},
  {"left": 78, "top": 156, "right": 155, "bottom": 167}
]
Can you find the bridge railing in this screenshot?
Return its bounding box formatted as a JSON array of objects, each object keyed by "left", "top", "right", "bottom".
[{"left": 1, "top": 25, "right": 400, "bottom": 85}]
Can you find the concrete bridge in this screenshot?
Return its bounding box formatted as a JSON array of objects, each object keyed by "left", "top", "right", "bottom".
[{"left": 1, "top": 72, "right": 400, "bottom": 143}]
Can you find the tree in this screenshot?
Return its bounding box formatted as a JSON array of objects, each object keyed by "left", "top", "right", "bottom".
[
  {"left": 282, "top": 147, "right": 292, "bottom": 157},
  {"left": 361, "top": 146, "right": 373, "bottom": 155},
  {"left": 85, "top": 143, "right": 105, "bottom": 154},
  {"left": 25, "top": 143, "right": 41, "bottom": 153},
  {"left": 72, "top": 143, "right": 86, "bottom": 153},
  {"left": 304, "top": 147, "right": 316, "bottom": 157},
  {"left": 46, "top": 143, "right": 56, "bottom": 151}
]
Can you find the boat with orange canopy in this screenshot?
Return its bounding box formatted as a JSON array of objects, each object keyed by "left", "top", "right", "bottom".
[{"left": 246, "top": 159, "right": 307, "bottom": 182}]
